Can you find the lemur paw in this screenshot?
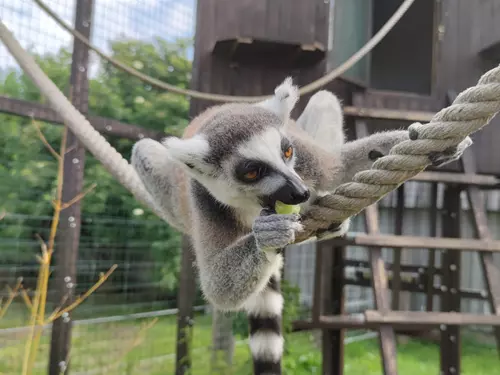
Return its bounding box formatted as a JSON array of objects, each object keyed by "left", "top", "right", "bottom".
[
  {"left": 427, "top": 136, "right": 473, "bottom": 167},
  {"left": 366, "top": 135, "right": 473, "bottom": 167},
  {"left": 316, "top": 218, "right": 351, "bottom": 240},
  {"left": 252, "top": 213, "right": 303, "bottom": 250}
]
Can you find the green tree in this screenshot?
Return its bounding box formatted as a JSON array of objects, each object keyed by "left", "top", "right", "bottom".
[{"left": 0, "top": 37, "right": 192, "bottom": 302}]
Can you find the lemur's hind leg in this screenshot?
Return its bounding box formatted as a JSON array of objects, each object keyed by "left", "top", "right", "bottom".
[{"left": 295, "top": 91, "right": 345, "bottom": 154}]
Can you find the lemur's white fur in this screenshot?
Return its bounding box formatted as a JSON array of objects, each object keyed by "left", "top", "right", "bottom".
[{"left": 131, "top": 77, "right": 472, "bottom": 375}]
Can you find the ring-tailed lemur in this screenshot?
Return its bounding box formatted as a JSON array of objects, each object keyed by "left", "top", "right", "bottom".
[{"left": 131, "top": 78, "right": 471, "bottom": 374}]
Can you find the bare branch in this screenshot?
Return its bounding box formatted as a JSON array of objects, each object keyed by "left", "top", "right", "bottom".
[{"left": 31, "top": 117, "right": 61, "bottom": 161}]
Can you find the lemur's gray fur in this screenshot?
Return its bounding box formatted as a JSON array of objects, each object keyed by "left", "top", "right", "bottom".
[{"left": 131, "top": 78, "right": 471, "bottom": 374}]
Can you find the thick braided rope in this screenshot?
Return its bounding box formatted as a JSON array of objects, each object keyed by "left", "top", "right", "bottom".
[{"left": 295, "top": 64, "right": 500, "bottom": 243}]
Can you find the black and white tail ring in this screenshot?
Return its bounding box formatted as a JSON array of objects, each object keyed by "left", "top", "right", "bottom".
[{"left": 246, "top": 275, "right": 284, "bottom": 375}]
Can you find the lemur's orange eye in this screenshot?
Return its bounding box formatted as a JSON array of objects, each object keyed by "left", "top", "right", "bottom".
[
  {"left": 284, "top": 146, "right": 293, "bottom": 159},
  {"left": 244, "top": 170, "right": 258, "bottom": 180}
]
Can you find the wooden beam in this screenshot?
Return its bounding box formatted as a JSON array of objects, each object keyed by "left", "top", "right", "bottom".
[
  {"left": 365, "top": 311, "right": 500, "bottom": 326},
  {"left": 0, "top": 95, "right": 167, "bottom": 141},
  {"left": 461, "top": 150, "right": 500, "bottom": 358},
  {"left": 411, "top": 171, "right": 500, "bottom": 186},
  {"left": 344, "top": 277, "right": 485, "bottom": 301},
  {"left": 175, "top": 236, "right": 197, "bottom": 375},
  {"left": 391, "top": 185, "right": 405, "bottom": 310},
  {"left": 48, "top": 1, "right": 93, "bottom": 374},
  {"left": 331, "top": 233, "right": 500, "bottom": 253},
  {"left": 426, "top": 182, "right": 439, "bottom": 312},
  {"left": 293, "top": 316, "right": 434, "bottom": 331},
  {"left": 356, "top": 119, "right": 398, "bottom": 375},
  {"left": 439, "top": 184, "right": 462, "bottom": 375},
  {"left": 343, "top": 105, "right": 435, "bottom": 122}
]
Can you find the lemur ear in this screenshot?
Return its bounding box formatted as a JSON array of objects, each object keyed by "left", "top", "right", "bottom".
[
  {"left": 296, "top": 90, "right": 345, "bottom": 153},
  {"left": 162, "top": 135, "right": 213, "bottom": 175},
  {"left": 254, "top": 77, "right": 299, "bottom": 128}
]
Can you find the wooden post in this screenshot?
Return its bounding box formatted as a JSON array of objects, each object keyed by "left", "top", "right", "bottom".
[
  {"left": 175, "top": 236, "right": 198, "bottom": 375},
  {"left": 48, "top": 1, "right": 93, "bottom": 374},
  {"left": 440, "top": 184, "right": 462, "bottom": 375},
  {"left": 320, "top": 241, "right": 345, "bottom": 375},
  {"left": 391, "top": 185, "right": 405, "bottom": 311},
  {"left": 426, "top": 182, "right": 439, "bottom": 312},
  {"left": 356, "top": 120, "right": 398, "bottom": 375}
]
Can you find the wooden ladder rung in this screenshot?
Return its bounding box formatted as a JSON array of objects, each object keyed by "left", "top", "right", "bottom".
[
  {"left": 412, "top": 171, "right": 500, "bottom": 187},
  {"left": 334, "top": 234, "right": 500, "bottom": 252},
  {"left": 293, "top": 315, "right": 434, "bottom": 331},
  {"left": 343, "top": 105, "right": 435, "bottom": 123},
  {"left": 365, "top": 310, "right": 500, "bottom": 326}
]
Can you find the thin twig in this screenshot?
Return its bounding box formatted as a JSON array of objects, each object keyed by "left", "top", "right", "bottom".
[
  {"left": 46, "top": 294, "right": 69, "bottom": 323},
  {"left": 20, "top": 287, "right": 33, "bottom": 311},
  {"left": 61, "top": 183, "right": 97, "bottom": 209},
  {"left": 31, "top": 117, "right": 61, "bottom": 161},
  {"left": 47, "top": 264, "right": 118, "bottom": 323},
  {"left": 0, "top": 278, "right": 23, "bottom": 319}
]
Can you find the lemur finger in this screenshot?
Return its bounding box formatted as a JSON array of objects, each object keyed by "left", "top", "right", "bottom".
[
  {"left": 254, "top": 213, "right": 300, "bottom": 223},
  {"left": 253, "top": 218, "right": 303, "bottom": 233},
  {"left": 301, "top": 205, "right": 338, "bottom": 223}
]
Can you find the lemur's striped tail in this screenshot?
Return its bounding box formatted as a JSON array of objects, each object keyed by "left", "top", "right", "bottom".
[{"left": 246, "top": 275, "right": 284, "bottom": 375}]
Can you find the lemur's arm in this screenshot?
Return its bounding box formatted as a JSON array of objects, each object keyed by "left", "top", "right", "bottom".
[
  {"left": 191, "top": 189, "right": 300, "bottom": 310},
  {"left": 333, "top": 130, "right": 472, "bottom": 189},
  {"left": 131, "top": 139, "right": 187, "bottom": 233}
]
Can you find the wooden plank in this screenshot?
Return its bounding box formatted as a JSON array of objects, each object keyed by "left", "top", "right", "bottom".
[
  {"left": 311, "top": 241, "right": 324, "bottom": 322},
  {"left": 344, "top": 259, "right": 443, "bottom": 275},
  {"left": 461, "top": 151, "right": 500, "bottom": 358},
  {"left": 293, "top": 316, "right": 433, "bottom": 331},
  {"left": 426, "top": 182, "right": 438, "bottom": 312},
  {"left": 175, "top": 236, "right": 198, "bottom": 375},
  {"left": 321, "top": 243, "right": 345, "bottom": 375},
  {"left": 344, "top": 277, "right": 485, "bottom": 301},
  {"left": 343, "top": 105, "right": 435, "bottom": 122},
  {"left": 410, "top": 171, "right": 499, "bottom": 187},
  {"left": 365, "top": 311, "right": 500, "bottom": 326},
  {"left": 356, "top": 119, "right": 398, "bottom": 375},
  {"left": 0, "top": 95, "right": 167, "bottom": 141},
  {"left": 391, "top": 185, "right": 405, "bottom": 310},
  {"left": 48, "top": 2, "right": 93, "bottom": 374},
  {"left": 440, "top": 184, "right": 462, "bottom": 375},
  {"left": 331, "top": 233, "right": 500, "bottom": 253}
]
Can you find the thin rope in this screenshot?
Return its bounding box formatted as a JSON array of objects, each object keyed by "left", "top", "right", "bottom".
[
  {"left": 1, "top": 20, "right": 500, "bottom": 245},
  {"left": 32, "top": 0, "right": 415, "bottom": 102}
]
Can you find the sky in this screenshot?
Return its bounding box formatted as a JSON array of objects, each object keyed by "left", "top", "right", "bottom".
[{"left": 0, "top": 0, "right": 196, "bottom": 77}]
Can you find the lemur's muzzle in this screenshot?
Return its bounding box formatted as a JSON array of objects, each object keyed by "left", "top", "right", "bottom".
[{"left": 268, "top": 175, "right": 310, "bottom": 206}]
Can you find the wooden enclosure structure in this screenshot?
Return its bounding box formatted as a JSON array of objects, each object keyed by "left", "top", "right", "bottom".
[
  {"left": 180, "top": 1, "right": 500, "bottom": 375},
  {"left": 2, "top": 0, "right": 499, "bottom": 374}
]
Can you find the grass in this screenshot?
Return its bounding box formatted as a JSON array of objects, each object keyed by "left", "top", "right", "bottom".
[{"left": 0, "top": 305, "right": 498, "bottom": 375}]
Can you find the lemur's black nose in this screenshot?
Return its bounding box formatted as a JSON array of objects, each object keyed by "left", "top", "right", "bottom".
[
  {"left": 291, "top": 188, "right": 310, "bottom": 204},
  {"left": 271, "top": 179, "right": 310, "bottom": 205}
]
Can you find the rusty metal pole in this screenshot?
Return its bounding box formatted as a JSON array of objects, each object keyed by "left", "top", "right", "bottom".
[{"left": 48, "top": 1, "right": 94, "bottom": 374}]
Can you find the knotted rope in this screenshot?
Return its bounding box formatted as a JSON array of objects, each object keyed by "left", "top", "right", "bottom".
[
  {"left": 1, "top": 20, "right": 500, "bottom": 244},
  {"left": 295, "top": 65, "right": 500, "bottom": 242}
]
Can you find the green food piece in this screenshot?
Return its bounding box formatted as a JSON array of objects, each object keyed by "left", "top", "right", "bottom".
[{"left": 275, "top": 201, "right": 301, "bottom": 215}]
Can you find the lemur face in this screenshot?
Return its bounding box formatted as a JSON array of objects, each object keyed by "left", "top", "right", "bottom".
[{"left": 163, "top": 104, "right": 309, "bottom": 208}]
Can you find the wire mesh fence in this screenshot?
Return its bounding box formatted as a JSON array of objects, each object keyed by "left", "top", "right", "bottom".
[
  {"left": 0, "top": 1, "right": 207, "bottom": 374},
  {"left": 1, "top": 1, "right": 499, "bottom": 374}
]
